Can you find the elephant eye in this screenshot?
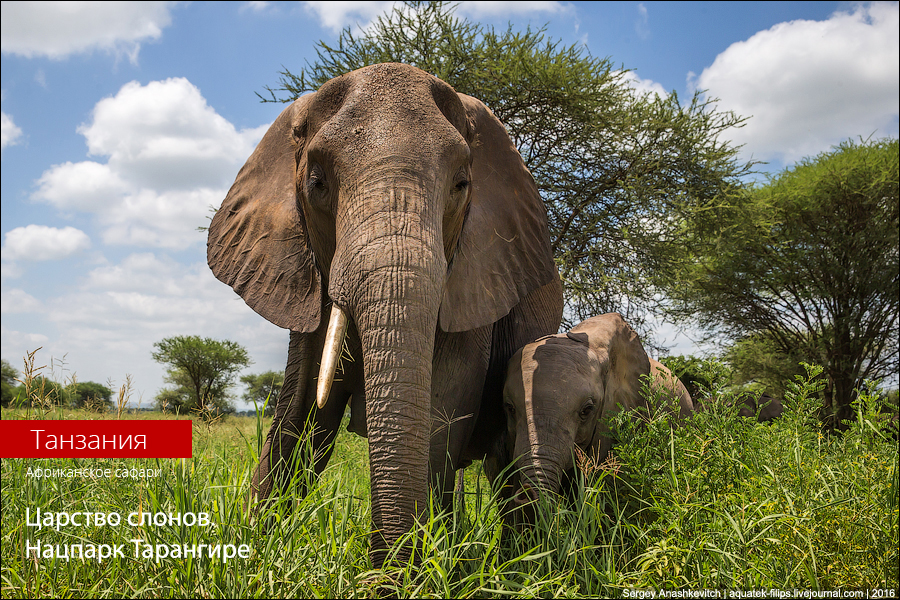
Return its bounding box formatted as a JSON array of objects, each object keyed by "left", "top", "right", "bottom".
[
  {"left": 579, "top": 399, "right": 595, "bottom": 421},
  {"left": 452, "top": 168, "right": 469, "bottom": 194},
  {"left": 503, "top": 400, "right": 515, "bottom": 417},
  {"left": 307, "top": 164, "right": 327, "bottom": 193}
]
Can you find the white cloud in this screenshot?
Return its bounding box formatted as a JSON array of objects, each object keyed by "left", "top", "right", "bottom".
[
  {"left": 1, "top": 326, "right": 50, "bottom": 365},
  {"left": 621, "top": 71, "right": 667, "bottom": 98},
  {"left": 99, "top": 188, "right": 223, "bottom": 249},
  {"left": 303, "top": 1, "right": 569, "bottom": 33},
  {"left": 78, "top": 78, "right": 263, "bottom": 190},
  {"left": 243, "top": 1, "right": 271, "bottom": 12},
  {"left": 34, "top": 161, "right": 129, "bottom": 212},
  {"left": 1, "top": 110, "right": 23, "bottom": 150},
  {"left": 635, "top": 3, "right": 650, "bottom": 40},
  {"left": 694, "top": 2, "right": 899, "bottom": 163},
  {"left": 0, "top": 1, "right": 176, "bottom": 63},
  {"left": 2, "top": 225, "right": 91, "bottom": 262},
  {"left": 303, "top": 1, "right": 399, "bottom": 33},
  {"left": 31, "top": 78, "right": 268, "bottom": 250},
  {"left": 458, "top": 1, "right": 569, "bottom": 18},
  {"left": 1, "top": 289, "right": 43, "bottom": 314}
]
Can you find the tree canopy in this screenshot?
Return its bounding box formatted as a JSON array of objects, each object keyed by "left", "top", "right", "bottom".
[
  {"left": 261, "top": 0, "right": 753, "bottom": 340},
  {"left": 1, "top": 359, "right": 20, "bottom": 407},
  {"left": 151, "top": 336, "right": 251, "bottom": 414},
  {"left": 240, "top": 370, "right": 284, "bottom": 416},
  {"left": 662, "top": 137, "right": 899, "bottom": 427},
  {"left": 70, "top": 381, "right": 113, "bottom": 409}
]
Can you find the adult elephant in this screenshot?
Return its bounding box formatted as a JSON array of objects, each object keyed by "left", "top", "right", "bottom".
[{"left": 207, "top": 63, "right": 563, "bottom": 564}]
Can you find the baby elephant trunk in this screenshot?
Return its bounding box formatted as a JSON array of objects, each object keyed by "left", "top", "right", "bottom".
[{"left": 510, "top": 443, "right": 570, "bottom": 523}]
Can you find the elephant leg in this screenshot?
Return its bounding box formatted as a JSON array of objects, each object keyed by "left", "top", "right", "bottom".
[
  {"left": 252, "top": 327, "right": 355, "bottom": 506},
  {"left": 478, "top": 279, "right": 563, "bottom": 517},
  {"left": 429, "top": 326, "right": 492, "bottom": 513}
]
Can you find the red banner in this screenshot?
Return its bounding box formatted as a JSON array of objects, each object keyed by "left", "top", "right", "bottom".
[{"left": 0, "top": 420, "right": 193, "bottom": 458}]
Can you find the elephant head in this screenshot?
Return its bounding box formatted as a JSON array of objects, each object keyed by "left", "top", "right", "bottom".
[
  {"left": 207, "top": 64, "right": 559, "bottom": 562},
  {"left": 500, "top": 313, "right": 651, "bottom": 511}
]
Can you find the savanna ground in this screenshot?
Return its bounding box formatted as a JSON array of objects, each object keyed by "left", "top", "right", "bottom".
[{"left": 1, "top": 364, "right": 897, "bottom": 598}]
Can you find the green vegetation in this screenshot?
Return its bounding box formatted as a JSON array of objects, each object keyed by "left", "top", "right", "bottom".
[
  {"left": 1, "top": 360, "right": 18, "bottom": 407},
  {"left": 240, "top": 371, "right": 284, "bottom": 417},
  {"left": 657, "top": 354, "right": 732, "bottom": 402},
  {"left": 2, "top": 361, "right": 896, "bottom": 597},
  {"left": 2, "top": 356, "right": 116, "bottom": 412},
  {"left": 151, "top": 336, "right": 251, "bottom": 415}
]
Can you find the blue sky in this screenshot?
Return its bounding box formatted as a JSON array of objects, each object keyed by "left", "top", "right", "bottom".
[{"left": 2, "top": 1, "right": 898, "bottom": 409}]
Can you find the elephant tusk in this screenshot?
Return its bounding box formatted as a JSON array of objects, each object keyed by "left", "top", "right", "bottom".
[{"left": 316, "top": 304, "right": 349, "bottom": 409}]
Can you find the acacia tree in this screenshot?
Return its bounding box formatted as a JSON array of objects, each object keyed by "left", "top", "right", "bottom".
[
  {"left": 70, "top": 381, "right": 113, "bottom": 409},
  {"left": 151, "top": 336, "right": 251, "bottom": 413},
  {"left": 663, "top": 138, "right": 899, "bottom": 427},
  {"left": 260, "top": 0, "right": 753, "bottom": 341},
  {"left": 240, "top": 370, "right": 284, "bottom": 415}
]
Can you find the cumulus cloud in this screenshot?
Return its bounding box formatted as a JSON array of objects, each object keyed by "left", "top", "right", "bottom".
[
  {"left": 694, "top": 2, "right": 899, "bottom": 163},
  {"left": 303, "top": 1, "right": 398, "bottom": 32},
  {"left": 1, "top": 289, "right": 43, "bottom": 314},
  {"left": 621, "top": 71, "right": 667, "bottom": 98},
  {"left": 303, "top": 0, "right": 569, "bottom": 33},
  {"left": 31, "top": 77, "right": 268, "bottom": 250},
  {"left": 79, "top": 79, "right": 264, "bottom": 190},
  {"left": 34, "top": 162, "right": 129, "bottom": 212},
  {"left": 458, "top": 1, "right": 569, "bottom": 18},
  {"left": 2, "top": 225, "right": 91, "bottom": 262},
  {"left": 1, "top": 111, "right": 23, "bottom": 150},
  {"left": 0, "top": 1, "right": 176, "bottom": 62}
]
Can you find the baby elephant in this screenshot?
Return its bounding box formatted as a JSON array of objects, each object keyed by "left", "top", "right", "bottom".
[{"left": 488, "top": 313, "right": 692, "bottom": 520}]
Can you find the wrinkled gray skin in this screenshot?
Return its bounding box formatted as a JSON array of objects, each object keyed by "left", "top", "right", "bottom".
[
  {"left": 207, "top": 63, "right": 562, "bottom": 565},
  {"left": 736, "top": 392, "right": 784, "bottom": 422},
  {"left": 488, "top": 313, "right": 693, "bottom": 521}
]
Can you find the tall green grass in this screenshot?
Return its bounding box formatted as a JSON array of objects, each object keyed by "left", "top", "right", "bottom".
[{"left": 2, "top": 363, "right": 897, "bottom": 597}]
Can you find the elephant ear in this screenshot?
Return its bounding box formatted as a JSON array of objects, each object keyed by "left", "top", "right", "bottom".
[
  {"left": 207, "top": 94, "right": 322, "bottom": 332},
  {"left": 569, "top": 313, "right": 651, "bottom": 414},
  {"left": 439, "top": 94, "right": 559, "bottom": 332}
]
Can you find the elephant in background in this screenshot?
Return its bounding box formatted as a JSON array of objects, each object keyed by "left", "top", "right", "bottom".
[
  {"left": 207, "top": 63, "right": 562, "bottom": 565},
  {"left": 486, "top": 313, "right": 693, "bottom": 521},
  {"left": 736, "top": 392, "right": 784, "bottom": 422},
  {"left": 693, "top": 391, "right": 784, "bottom": 423},
  {"left": 648, "top": 358, "right": 695, "bottom": 420}
]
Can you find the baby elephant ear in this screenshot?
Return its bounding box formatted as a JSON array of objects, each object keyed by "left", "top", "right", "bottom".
[
  {"left": 207, "top": 95, "right": 322, "bottom": 332},
  {"left": 570, "top": 313, "right": 651, "bottom": 412},
  {"left": 439, "top": 94, "right": 560, "bottom": 332}
]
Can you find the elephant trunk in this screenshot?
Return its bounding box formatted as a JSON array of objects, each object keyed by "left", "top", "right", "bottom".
[
  {"left": 513, "top": 435, "right": 569, "bottom": 503},
  {"left": 329, "top": 180, "right": 446, "bottom": 565}
]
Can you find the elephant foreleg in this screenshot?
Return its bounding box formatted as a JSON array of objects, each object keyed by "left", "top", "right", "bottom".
[
  {"left": 252, "top": 327, "right": 352, "bottom": 507},
  {"left": 429, "top": 326, "right": 492, "bottom": 513}
]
